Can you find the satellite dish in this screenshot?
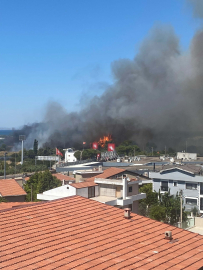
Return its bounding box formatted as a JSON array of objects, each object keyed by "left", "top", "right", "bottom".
[{"left": 170, "top": 158, "right": 174, "bottom": 163}]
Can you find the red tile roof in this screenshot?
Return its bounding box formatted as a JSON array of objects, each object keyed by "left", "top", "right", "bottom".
[
  {"left": 87, "top": 167, "right": 126, "bottom": 182},
  {"left": 0, "top": 202, "right": 38, "bottom": 210},
  {"left": 0, "top": 179, "right": 27, "bottom": 197},
  {"left": 0, "top": 196, "right": 203, "bottom": 269},
  {"left": 52, "top": 173, "right": 75, "bottom": 182},
  {"left": 69, "top": 181, "right": 98, "bottom": 189}
]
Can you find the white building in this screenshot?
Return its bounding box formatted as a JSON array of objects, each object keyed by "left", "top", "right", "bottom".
[
  {"left": 177, "top": 152, "right": 197, "bottom": 160},
  {"left": 63, "top": 148, "right": 77, "bottom": 163}
]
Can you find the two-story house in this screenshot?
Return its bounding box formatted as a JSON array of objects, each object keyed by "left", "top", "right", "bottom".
[
  {"left": 37, "top": 167, "right": 147, "bottom": 213},
  {"left": 150, "top": 165, "right": 203, "bottom": 214}
]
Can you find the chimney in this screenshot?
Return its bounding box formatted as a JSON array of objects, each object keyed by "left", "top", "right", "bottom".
[
  {"left": 99, "top": 165, "right": 102, "bottom": 171},
  {"left": 122, "top": 177, "right": 127, "bottom": 200},
  {"left": 165, "top": 231, "right": 172, "bottom": 240},
  {"left": 124, "top": 208, "right": 131, "bottom": 219}
]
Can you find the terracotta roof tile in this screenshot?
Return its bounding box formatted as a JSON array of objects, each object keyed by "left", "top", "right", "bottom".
[
  {"left": 0, "top": 202, "right": 38, "bottom": 210},
  {"left": 52, "top": 173, "right": 75, "bottom": 182},
  {"left": 87, "top": 167, "right": 126, "bottom": 182},
  {"left": 0, "top": 179, "right": 27, "bottom": 196},
  {"left": 0, "top": 196, "right": 203, "bottom": 269},
  {"left": 69, "top": 182, "right": 98, "bottom": 188}
]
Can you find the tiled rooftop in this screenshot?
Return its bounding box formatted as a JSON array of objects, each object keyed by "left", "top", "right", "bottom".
[
  {"left": 87, "top": 167, "right": 126, "bottom": 182},
  {"left": 52, "top": 173, "right": 75, "bottom": 182},
  {"left": 69, "top": 181, "right": 98, "bottom": 189},
  {"left": 0, "top": 202, "right": 38, "bottom": 210},
  {"left": 0, "top": 196, "right": 203, "bottom": 269},
  {"left": 0, "top": 179, "right": 27, "bottom": 197}
]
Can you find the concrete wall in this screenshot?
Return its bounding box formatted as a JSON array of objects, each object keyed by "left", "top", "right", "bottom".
[
  {"left": 127, "top": 183, "right": 139, "bottom": 197},
  {"left": 95, "top": 186, "right": 99, "bottom": 197},
  {"left": 76, "top": 187, "right": 88, "bottom": 198},
  {"left": 132, "top": 200, "right": 139, "bottom": 214},
  {"left": 195, "top": 217, "right": 203, "bottom": 227}
]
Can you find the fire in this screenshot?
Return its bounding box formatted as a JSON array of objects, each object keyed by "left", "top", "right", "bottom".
[{"left": 98, "top": 134, "right": 112, "bottom": 148}]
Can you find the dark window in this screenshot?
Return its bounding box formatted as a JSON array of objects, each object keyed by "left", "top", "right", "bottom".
[
  {"left": 200, "top": 198, "right": 203, "bottom": 211},
  {"left": 67, "top": 187, "right": 69, "bottom": 189},
  {"left": 200, "top": 183, "right": 203, "bottom": 195},
  {"left": 129, "top": 186, "right": 132, "bottom": 193},
  {"left": 161, "top": 181, "right": 168, "bottom": 191},
  {"left": 173, "top": 182, "right": 177, "bottom": 187},
  {"left": 186, "top": 183, "right": 197, "bottom": 190},
  {"left": 88, "top": 186, "right": 95, "bottom": 198},
  {"left": 186, "top": 198, "right": 197, "bottom": 205}
]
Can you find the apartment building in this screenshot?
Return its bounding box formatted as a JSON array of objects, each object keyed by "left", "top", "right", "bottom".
[{"left": 150, "top": 165, "right": 203, "bottom": 213}]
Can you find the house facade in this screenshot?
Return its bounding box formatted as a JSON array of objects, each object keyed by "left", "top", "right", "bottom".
[{"left": 150, "top": 166, "right": 203, "bottom": 213}]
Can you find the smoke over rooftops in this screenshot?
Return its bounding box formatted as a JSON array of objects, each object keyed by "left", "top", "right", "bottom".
[{"left": 12, "top": 1, "right": 203, "bottom": 152}]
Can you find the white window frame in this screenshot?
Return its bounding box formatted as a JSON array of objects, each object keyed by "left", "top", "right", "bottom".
[
  {"left": 186, "top": 182, "right": 198, "bottom": 190},
  {"left": 185, "top": 197, "right": 198, "bottom": 206},
  {"left": 173, "top": 181, "right": 178, "bottom": 187}
]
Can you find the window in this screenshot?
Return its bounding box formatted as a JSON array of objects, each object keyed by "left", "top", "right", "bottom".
[
  {"left": 173, "top": 182, "right": 177, "bottom": 187},
  {"left": 123, "top": 174, "right": 127, "bottom": 178},
  {"left": 161, "top": 181, "right": 168, "bottom": 191},
  {"left": 186, "top": 183, "right": 197, "bottom": 190},
  {"left": 129, "top": 186, "right": 132, "bottom": 193},
  {"left": 88, "top": 186, "right": 95, "bottom": 198},
  {"left": 200, "top": 183, "right": 203, "bottom": 195},
  {"left": 200, "top": 198, "right": 203, "bottom": 211},
  {"left": 186, "top": 198, "right": 197, "bottom": 205},
  {"left": 67, "top": 187, "right": 69, "bottom": 189}
]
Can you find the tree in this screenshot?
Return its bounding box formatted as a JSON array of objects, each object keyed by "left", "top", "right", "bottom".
[
  {"left": 149, "top": 205, "right": 166, "bottom": 221},
  {"left": 33, "top": 139, "right": 38, "bottom": 156},
  {"left": 24, "top": 171, "right": 61, "bottom": 201},
  {"left": 116, "top": 141, "right": 140, "bottom": 156}
]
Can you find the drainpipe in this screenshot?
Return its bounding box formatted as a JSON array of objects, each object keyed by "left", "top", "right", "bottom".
[{"left": 123, "top": 177, "right": 127, "bottom": 200}]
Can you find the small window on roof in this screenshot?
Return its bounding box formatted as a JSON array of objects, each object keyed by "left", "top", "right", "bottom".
[{"left": 129, "top": 186, "right": 132, "bottom": 193}]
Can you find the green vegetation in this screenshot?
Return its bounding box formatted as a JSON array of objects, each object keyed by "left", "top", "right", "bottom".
[
  {"left": 139, "top": 184, "right": 187, "bottom": 225},
  {"left": 116, "top": 140, "right": 141, "bottom": 156},
  {"left": 74, "top": 149, "right": 100, "bottom": 160},
  {"left": 33, "top": 139, "right": 38, "bottom": 156},
  {"left": 24, "top": 170, "right": 61, "bottom": 201}
]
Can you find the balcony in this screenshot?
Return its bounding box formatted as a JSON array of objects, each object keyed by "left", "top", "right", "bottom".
[{"left": 91, "top": 193, "right": 146, "bottom": 206}]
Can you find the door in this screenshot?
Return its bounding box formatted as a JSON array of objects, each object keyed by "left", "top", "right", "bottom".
[
  {"left": 116, "top": 186, "right": 122, "bottom": 198},
  {"left": 88, "top": 186, "right": 95, "bottom": 198}
]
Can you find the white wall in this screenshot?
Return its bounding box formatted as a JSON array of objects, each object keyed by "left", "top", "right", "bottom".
[
  {"left": 95, "top": 186, "right": 99, "bottom": 197},
  {"left": 177, "top": 152, "right": 197, "bottom": 160},
  {"left": 76, "top": 187, "right": 88, "bottom": 198},
  {"left": 37, "top": 184, "right": 76, "bottom": 200}
]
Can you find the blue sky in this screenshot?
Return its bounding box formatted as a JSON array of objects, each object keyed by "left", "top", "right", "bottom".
[{"left": 0, "top": 0, "right": 200, "bottom": 128}]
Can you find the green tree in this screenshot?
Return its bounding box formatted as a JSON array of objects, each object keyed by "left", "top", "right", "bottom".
[
  {"left": 149, "top": 205, "right": 166, "bottom": 221},
  {"left": 33, "top": 139, "right": 38, "bottom": 156},
  {"left": 24, "top": 171, "right": 61, "bottom": 201}
]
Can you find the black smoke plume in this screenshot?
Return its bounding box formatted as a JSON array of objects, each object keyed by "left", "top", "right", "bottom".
[{"left": 12, "top": 1, "right": 203, "bottom": 153}]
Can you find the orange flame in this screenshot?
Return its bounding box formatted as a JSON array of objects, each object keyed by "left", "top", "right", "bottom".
[{"left": 98, "top": 134, "right": 112, "bottom": 148}]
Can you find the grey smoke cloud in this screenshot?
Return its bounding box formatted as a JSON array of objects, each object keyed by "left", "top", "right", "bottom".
[
  {"left": 188, "top": 0, "right": 203, "bottom": 18},
  {"left": 13, "top": 1, "right": 203, "bottom": 152}
]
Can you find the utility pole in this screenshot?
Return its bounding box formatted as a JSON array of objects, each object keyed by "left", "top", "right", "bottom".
[
  {"left": 186, "top": 141, "right": 187, "bottom": 152},
  {"left": 15, "top": 152, "right": 16, "bottom": 175},
  {"left": 165, "top": 146, "right": 166, "bottom": 156},
  {"left": 4, "top": 152, "right": 7, "bottom": 179},
  {"left": 151, "top": 147, "right": 153, "bottom": 156},
  {"left": 134, "top": 147, "right": 135, "bottom": 157},
  {"left": 19, "top": 135, "right": 26, "bottom": 165},
  {"left": 180, "top": 190, "right": 182, "bottom": 228}
]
